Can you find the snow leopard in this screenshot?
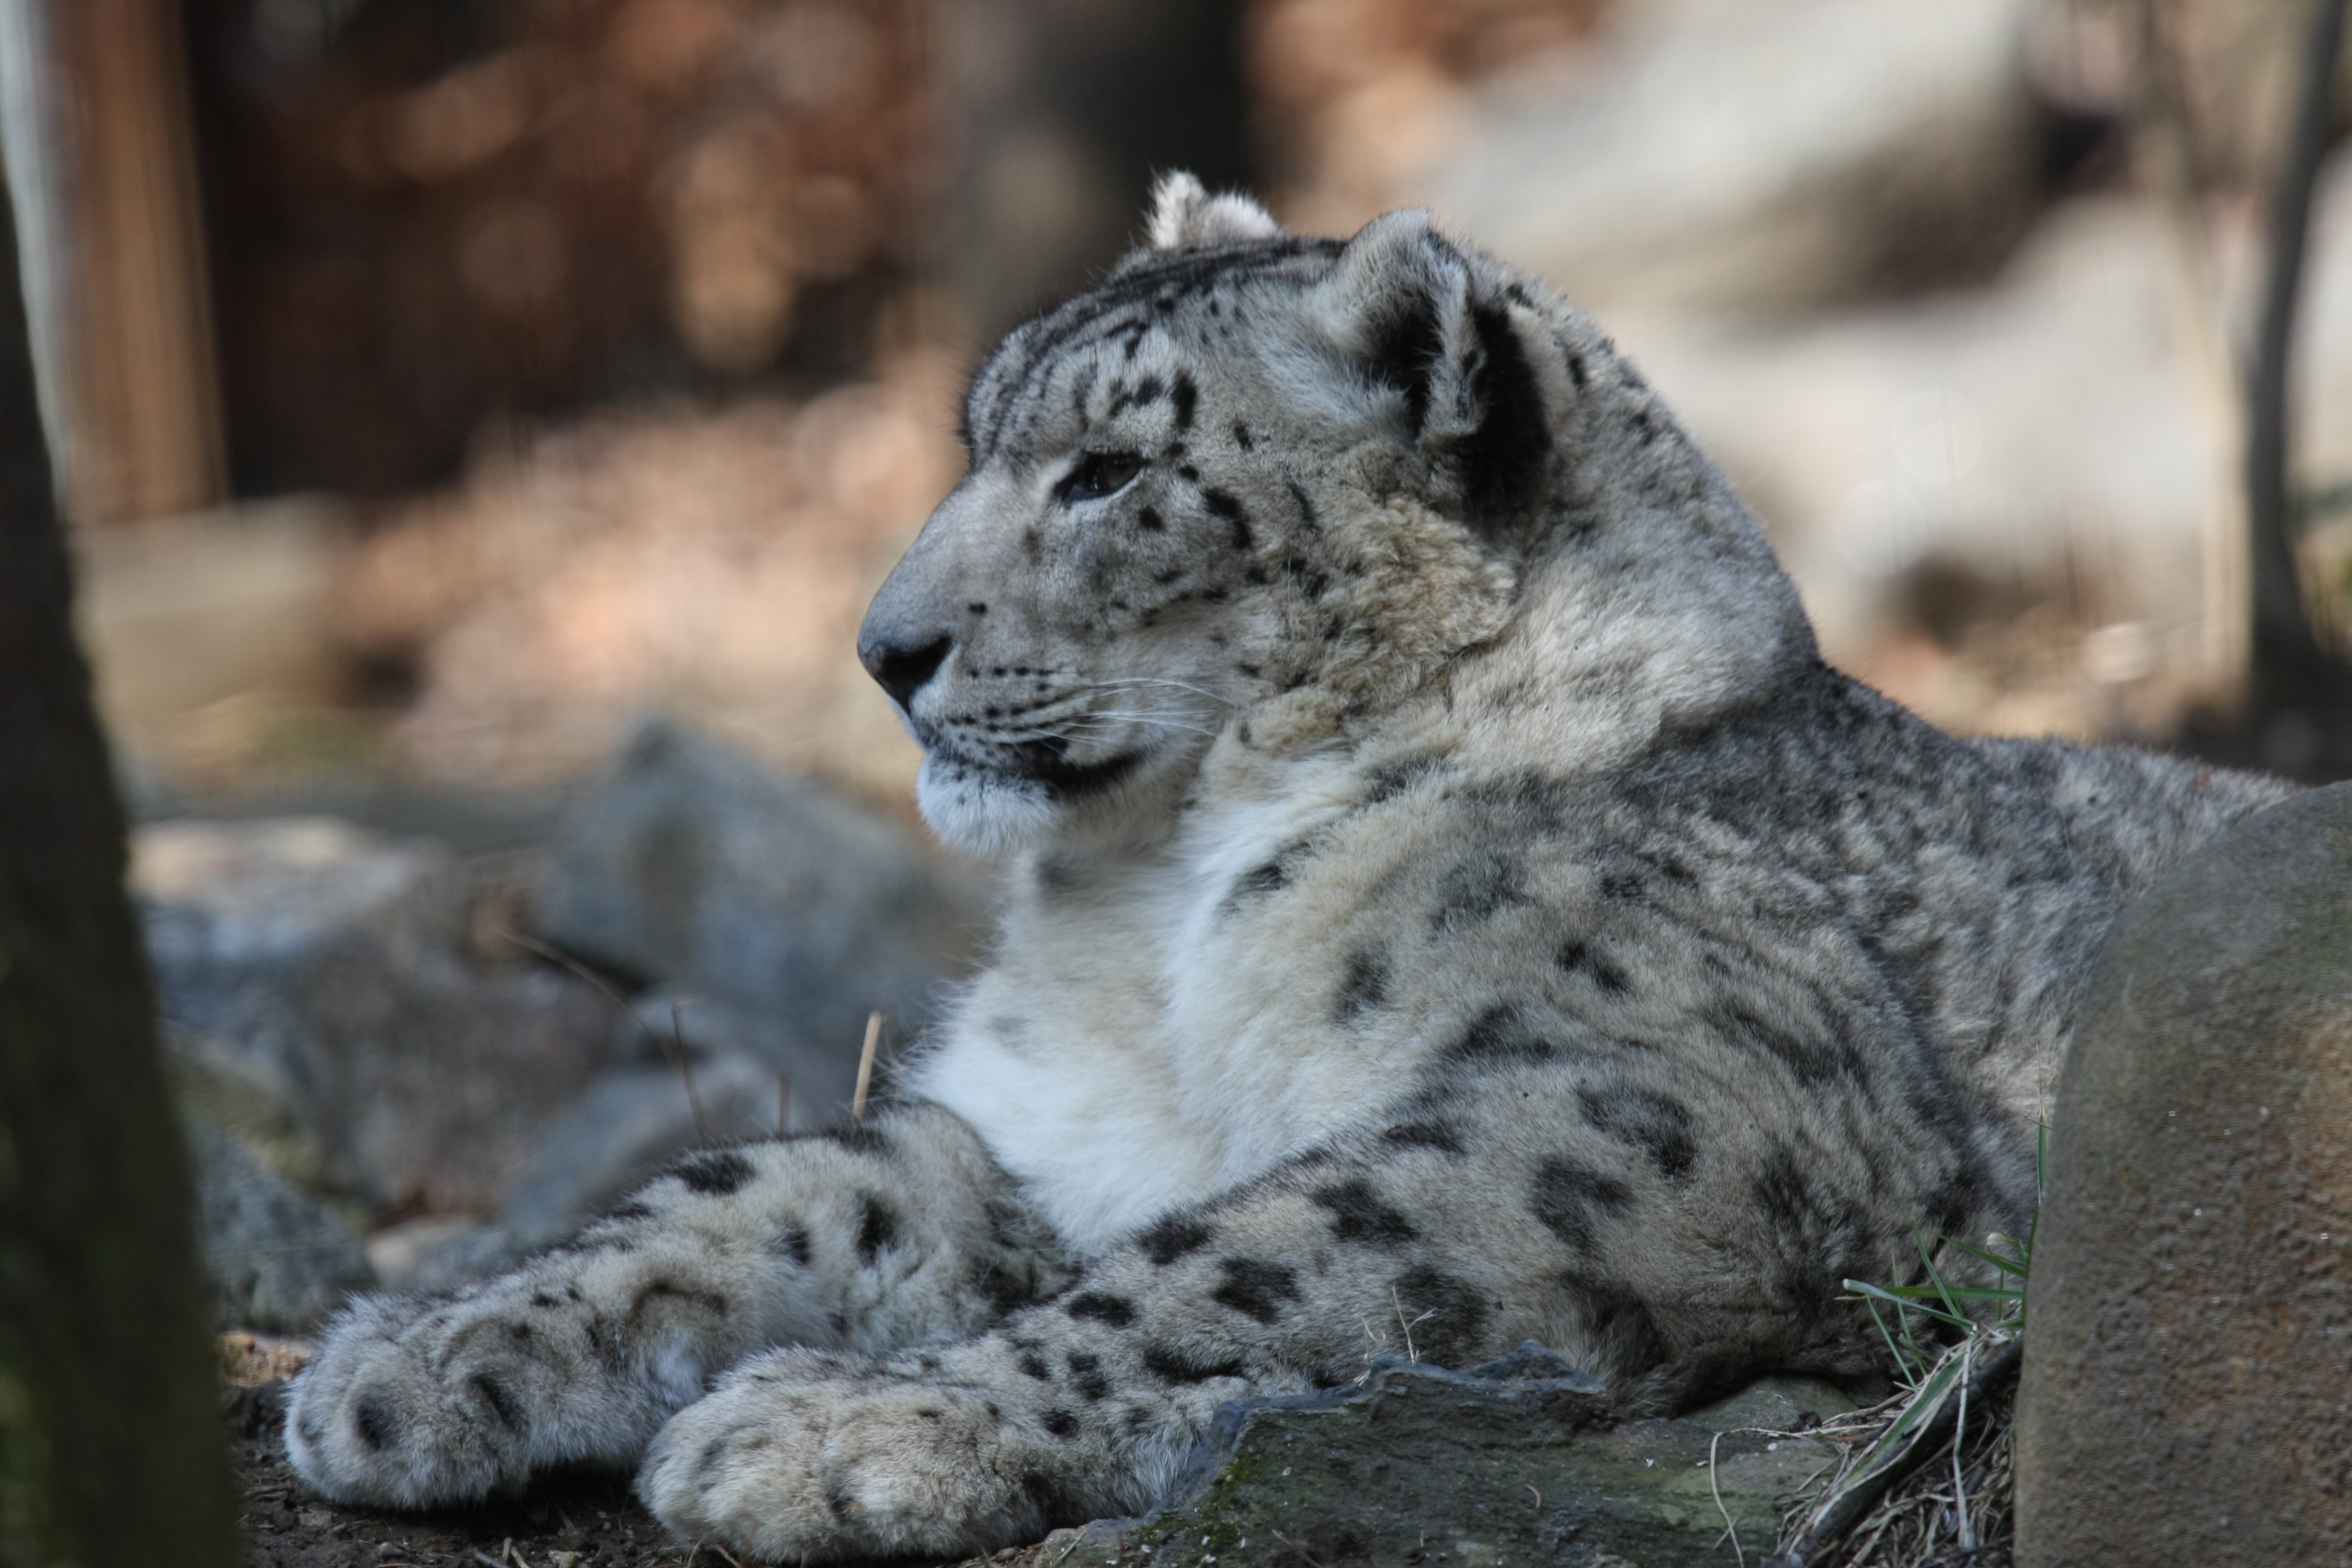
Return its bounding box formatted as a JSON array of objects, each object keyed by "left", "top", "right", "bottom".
[{"left": 286, "top": 175, "right": 2294, "bottom": 1560}]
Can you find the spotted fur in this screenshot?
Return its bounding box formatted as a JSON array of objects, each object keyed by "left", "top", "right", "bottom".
[{"left": 288, "top": 173, "right": 2293, "bottom": 1560}]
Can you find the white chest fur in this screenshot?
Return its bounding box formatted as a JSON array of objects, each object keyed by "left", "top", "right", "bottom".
[{"left": 905, "top": 752, "right": 1413, "bottom": 1257}]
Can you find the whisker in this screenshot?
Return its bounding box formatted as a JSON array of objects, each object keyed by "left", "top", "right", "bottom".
[
  {"left": 1067, "top": 711, "right": 1224, "bottom": 740},
  {"left": 1081, "top": 678, "right": 1241, "bottom": 708}
]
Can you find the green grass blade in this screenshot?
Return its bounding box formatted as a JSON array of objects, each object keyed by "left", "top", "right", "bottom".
[
  {"left": 1914, "top": 1227, "right": 1973, "bottom": 1324},
  {"left": 1860, "top": 1293, "right": 1924, "bottom": 1388},
  {"left": 1941, "top": 1235, "right": 2030, "bottom": 1282},
  {"left": 1865, "top": 1281, "right": 2021, "bottom": 1304},
  {"left": 1847, "top": 1278, "right": 1973, "bottom": 1333}
]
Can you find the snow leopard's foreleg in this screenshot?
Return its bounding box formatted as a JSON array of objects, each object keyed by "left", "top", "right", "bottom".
[
  {"left": 636, "top": 1074, "right": 1938, "bottom": 1563},
  {"left": 284, "top": 1105, "right": 1074, "bottom": 1508},
  {"left": 636, "top": 1123, "right": 1573, "bottom": 1561}
]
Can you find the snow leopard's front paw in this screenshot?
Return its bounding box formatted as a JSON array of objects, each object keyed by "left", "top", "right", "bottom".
[
  {"left": 286, "top": 1285, "right": 683, "bottom": 1508},
  {"left": 639, "top": 1350, "right": 1096, "bottom": 1563}
]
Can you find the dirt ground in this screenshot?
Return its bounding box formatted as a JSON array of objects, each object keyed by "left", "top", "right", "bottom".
[
  {"left": 230, "top": 1383, "right": 670, "bottom": 1568},
  {"left": 221, "top": 1334, "right": 1025, "bottom": 1568},
  {"left": 224, "top": 1333, "right": 752, "bottom": 1568}
]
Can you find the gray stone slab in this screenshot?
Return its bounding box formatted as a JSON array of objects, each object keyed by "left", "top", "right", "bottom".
[{"left": 1039, "top": 1348, "right": 1836, "bottom": 1568}]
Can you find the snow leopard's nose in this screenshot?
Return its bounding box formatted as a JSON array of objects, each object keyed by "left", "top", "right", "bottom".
[
  {"left": 863, "top": 474, "right": 986, "bottom": 711},
  {"left": 859, "top": 625, "right": 952, "bottom": 711}
]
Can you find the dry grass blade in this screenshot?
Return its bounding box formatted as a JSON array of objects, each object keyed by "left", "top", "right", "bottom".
[
  {"left": 497, "top": 925, "right": 708, "bottom": 1142},
  {"left": 1766, "top": 1336, "right": 2021, "bottom": 1568}
]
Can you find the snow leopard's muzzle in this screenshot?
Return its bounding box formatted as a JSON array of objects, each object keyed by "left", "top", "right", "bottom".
[{"left": 857, "top": 477, "right": 1234, "bottom": 855}]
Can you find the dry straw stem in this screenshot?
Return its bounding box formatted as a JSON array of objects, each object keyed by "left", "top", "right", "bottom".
[{"left": 852, "top": 1010, "right": 884, "bottom": 1120}]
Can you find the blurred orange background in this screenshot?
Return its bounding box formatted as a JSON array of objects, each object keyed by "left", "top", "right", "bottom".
[{"left": 7, "top": 0, "right": 2350, "bottom": 812}]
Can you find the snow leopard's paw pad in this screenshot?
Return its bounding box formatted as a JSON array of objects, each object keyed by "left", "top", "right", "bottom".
[
  {"left": 639, "top": 1350, "right": 1083, "bottom": 1563},
  {"left": 283, "top": 1292, "right": 553, "bottom": 1507}
]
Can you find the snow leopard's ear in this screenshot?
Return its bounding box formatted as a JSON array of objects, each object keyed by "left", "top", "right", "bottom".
[
  {"left": 1310, "top": 209, "right": 1552, "bottom": 533},
  {"left": 1146, "top": 171, "right": 1284, "bottom": 251}
]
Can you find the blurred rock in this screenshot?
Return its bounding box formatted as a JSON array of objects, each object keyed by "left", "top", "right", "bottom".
[
  {"left": 362, "top": 1214, "right": 497, "bottom": 1294},
  {"left": 166, "top": 1023, "right": 337, "bottom": 1195},
  {"left": 1424, "top": 0, "right": 2042, "bottom": 313},
  {"left": 497, "top": 1051, "right": 789, "bottom": 1250},
  {"left": 137, "top": 817, "right": 612, "bottom": 1214},
  {"left": 358, "top": 1050, "right": 792, "bottom": 1292},
  {"left": 286, "top": 911, "right": 610, "bottom": 1215},
  {"left": 1589, "top": 158, "right": 2347, "bottom": 740},
  {"left": 138, "top": 815, "right": 448, "bottom": 1086},
  {"left": 185, "top": 1114, "right": 374, "bottom": 1331},
  {"left": 362, "top": 1214, "right": 550, "bottom": 1296},
  {"left": 532, "top": 718, "right": 985, "bottom": 1125}
]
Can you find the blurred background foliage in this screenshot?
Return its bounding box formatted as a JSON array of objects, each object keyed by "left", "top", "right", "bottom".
[{"left": 7, "top": 0, "right": 2351, "bottom": 808}]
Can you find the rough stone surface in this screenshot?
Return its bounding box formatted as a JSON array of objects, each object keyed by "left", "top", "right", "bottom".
[
  {"left": 2017, "top": 782, "right": 2352, "bottom": 1567},
  {"left": 1423, "top": 0, "right": 2037, "bottom": 315},
  {"left": 531, "top": 718, "right": 987, "bottom": 1122},
  {"left": 185, "top": 1114, "right": 374, "bottom": 1332},
  {"left": 1684, "top": 1373, "right": 1856, "bottom": 1436},
  {"left": 137, "top": 816, "right": 612, "bottom": 1213},
  {"left": 1040, "top": 1348, "right": 1837, "bottom": 1568}
]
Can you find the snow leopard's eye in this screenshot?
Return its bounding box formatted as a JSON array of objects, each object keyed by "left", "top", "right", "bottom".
[{"left": 1059, "top": 450, "right": 1145, "bottom": 505}]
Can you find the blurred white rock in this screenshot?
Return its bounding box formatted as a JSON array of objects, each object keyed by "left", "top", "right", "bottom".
[
  {"left": 1616, "top": 197, "right": 2211, "bottom": 664},
  {"left": 1422, "top": 0, "right": 2042, "bottom": 313},
  {"left": 1613, "top": 154, "right": 2352, "bottom": 682}
]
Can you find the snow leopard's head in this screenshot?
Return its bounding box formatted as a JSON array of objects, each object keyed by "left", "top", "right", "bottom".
[{"left": 859, "top": 174, "right": 1576, "bottom": 857}]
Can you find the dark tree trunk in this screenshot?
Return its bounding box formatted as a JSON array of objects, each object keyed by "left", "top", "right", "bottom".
[
  {"left": 2244, "top": 0, "right": 2350, "bottom": 708},
  {"left": 939, "top": 0, "right": 1256, "bottom": 338},
  {"left": 0, "top": 167, "right": 239, "bottom": 1564}
]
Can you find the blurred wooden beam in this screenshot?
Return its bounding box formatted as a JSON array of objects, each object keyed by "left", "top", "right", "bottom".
[{"left": 1, "top": 0, "right": 224, "bottom": 524}]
